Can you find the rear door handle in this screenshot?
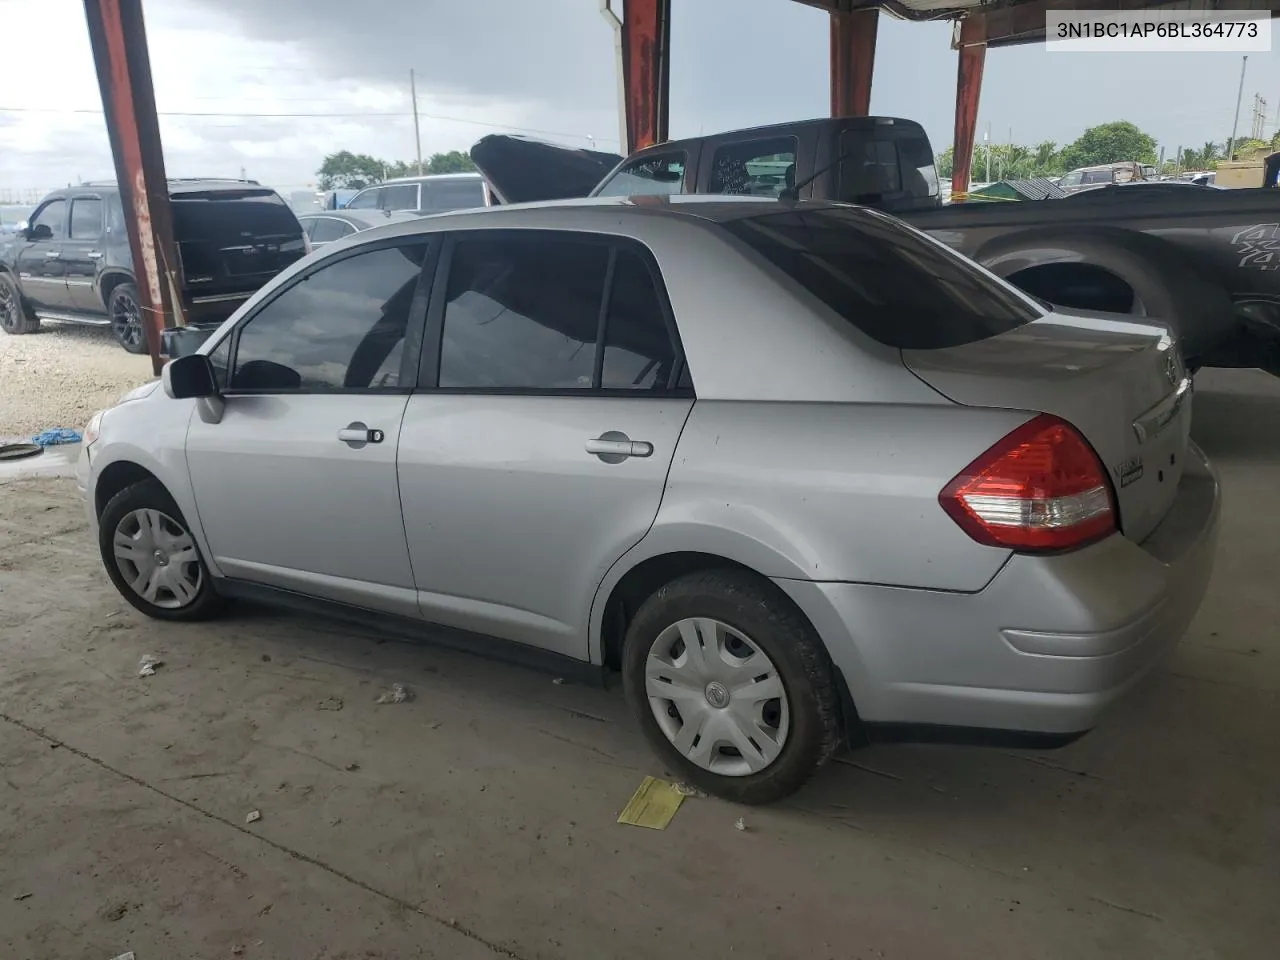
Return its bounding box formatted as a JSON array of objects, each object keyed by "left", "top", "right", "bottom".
[
  {"left": 44, "top": 250, "right": 60, "bottom": 259},
  {"left": 338, "top": 421, "right": 385, "bottom": 446},
  {"left": 586, "top": 431, "right": 653, "bottom": 463},
  {"left": 87, "top": 251, "right": 103, "bottom": 260}
]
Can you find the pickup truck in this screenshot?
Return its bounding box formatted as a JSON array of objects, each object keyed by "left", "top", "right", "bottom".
[{"left": 471, "top": 117, "right": 1280, "bottom": 375}]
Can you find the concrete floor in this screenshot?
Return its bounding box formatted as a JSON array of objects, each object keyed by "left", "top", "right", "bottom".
[{"left": 1, "top": 369, "right": 1277, "bottom": 960}]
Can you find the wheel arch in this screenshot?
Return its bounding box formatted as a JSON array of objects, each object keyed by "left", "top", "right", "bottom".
[
  {"left": 94, "top": 459, "right": 161, "bottom": 519},
  {"left": 97, "top": 269, "right": 135, "bottom": 307}
]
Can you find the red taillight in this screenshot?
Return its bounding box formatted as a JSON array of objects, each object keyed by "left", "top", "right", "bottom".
[{"left": 939, "top": 414, "right": 1116, "bottom": 552}]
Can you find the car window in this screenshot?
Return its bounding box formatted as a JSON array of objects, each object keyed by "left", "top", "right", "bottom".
[
  {"left": 207, "top": 336, "right": 231, "bottom": 391},
  {"left": 69, "top": 198, "right": 104, "bottom": 240},
  {"left": 308, "top": 217, "right": 349, "bottom": 244},
  {"left": 896, "top": 136, "right": 941, "bottom": 198},
  {"left": 602, "top": 250, "right": 677, "bottom": 390},
  {"left": 595, "top": 153, "right": 687, "bottom": 198},
  {"left": 345, "top": 188, "right": 381, "bottom": 210},
  {"left": 1059, "top": 171, "right": 1082, "bottom": 187},
  {"left": 838, "top": 136, "right": 903, "bottom": 201},
  {"left": 230, "top": 242, "right": 429, "bottom": 391},
  {"left": 438, "top": 234, "right": 608, "bottom": 390},
  {"left": 723, "top": 207, "right": 1042, "bottom": 351},
  {"left": 30, "top": 199, "right": 66, "bottom": 237},
  {"left": 380, "top": 184, "right": 419, "bottom": 210},
  {"left": 709, "top": 137, "right": 797, "bottom": 198},
  {"left": 1082, "top": 170, "right": 1113, "bottom": 185},
  {"left": 420, "top": 178, "right": 487, "bottom": 212}
]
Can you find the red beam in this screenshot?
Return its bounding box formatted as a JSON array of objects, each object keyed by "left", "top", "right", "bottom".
[
  {"left": 621, "top": 0, "right": 671, "bottom": 152},
  {"left": 83, "top": 0, "right": 182, "bottom": 375},
  {"left": 950, "top": 15, "right": 986, "bottom": 203},
  {"left": 830, "top": 8, "right": 879, "bottom": 117}
]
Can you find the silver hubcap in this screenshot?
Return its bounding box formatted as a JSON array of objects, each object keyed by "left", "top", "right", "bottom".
[
  {"left": 112, "top": 508, "right": 202, "bottom": 609},
  {"left": 645, "top": 617, "right": 789, "bottom": 777}
]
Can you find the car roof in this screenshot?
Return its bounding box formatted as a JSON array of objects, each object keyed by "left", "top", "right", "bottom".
[
  {"left": 376, "top": 173, "right": 484, "bottom": 184},
  {"left": 626, "top": 116, "right": 929, "bottom": 158},
  {"left": 72, "top": 178, "right": 274, "bottom": 195}
]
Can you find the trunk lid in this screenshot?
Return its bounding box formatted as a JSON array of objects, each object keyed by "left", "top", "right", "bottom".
[
  {"left": 903, "top": 308, "right": 1192, "bottom": 544},
  {"left": 171, "top": 190, "right": 307, "bottom": 297},
  {"left": 469, "top": 134, "right": 622, "bottom": 204}
]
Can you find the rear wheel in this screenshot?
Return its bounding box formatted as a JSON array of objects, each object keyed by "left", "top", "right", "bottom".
[
  {"left": 622, "top": 569, "right": 840, "bottom": 805},
  {"left": 98, "top": 479, "right": 225, "bottom": 621},
  {"left": 0, "top": 273, "right": 39, "bottom": 335},
  {"left": 108, "top": 282, "right": 147, "bottom": 354}
]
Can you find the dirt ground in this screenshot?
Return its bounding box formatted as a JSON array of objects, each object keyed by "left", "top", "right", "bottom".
[
  {"left": 0, "top": 369, "right": 1277, "bottom": 960},
  {"left": 0, "top": 323, "right": 150, "bottom": 439}
]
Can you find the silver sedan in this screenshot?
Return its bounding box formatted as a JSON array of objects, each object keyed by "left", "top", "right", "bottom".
[{"left": 76, "top": 197, "right": 1220, "bottom": 803}]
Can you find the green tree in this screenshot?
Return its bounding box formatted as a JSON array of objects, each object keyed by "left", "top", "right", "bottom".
[
  {"left": 426, "top": 151, "right": 477, "bottom": 174},
  {"left": 1058, "top": 121, "right": 1158, "bottom": 171},
  {"left": 316, "top": 150, "right": 387, "bottom": 190},
  {"left": 935, "top": 147, "right": 954, "bottom": 178}
]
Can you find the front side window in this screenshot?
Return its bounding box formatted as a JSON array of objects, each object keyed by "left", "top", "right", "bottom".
[
  {"left": 230, "top": 242, "right": 429, "bottom": 391},
  {"left": 345, "top": 188, "right": 382, "bottom": 210},
  {"left": 69, "top": 198, "right": 104, "bottom": 240},
  {"left": 30, "top": 199, "right": 66, "bottom": 238},
  {"left": 709, "top": 137, "right": 797, "bottom": 198},
  {"left": 723, "top": 208, "right": 1041, "bottom": 351},
  {"left": 595, "top": 153, "right": 687, "bottom": 198},
  {"left": 1059, "top": 171, "right": 1083, "bottom": 187},
  {"left": 439, "top": 235, "right": 607, "bottom": 390},
  {"left": 308, "top": 217, "right": 350, "bottom": 244}
]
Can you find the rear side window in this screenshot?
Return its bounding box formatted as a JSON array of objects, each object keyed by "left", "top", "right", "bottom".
[
  {"left": 307, "top": 218, "right": 350, "bottom": 243},
  {"left": 421, "top": 179, "right": 487, "bottom": 212},
  {"left": 595, "top": 153, "right": 687, "bottom": 198},
  {"left": 171, "top": 191, "right": 300, "bottom": 241},
  {"left": 69, "top": 198, "right": 104, "bottom": 240},
  {"left": 723, "top": 208, "right": 1041, "bottom": 350},
  {"left": 837, "top": 133, "right": 938, "bottom": 202},
  {"left": 1082, "top": 170, "right": 1113, "bottom": 185},
  {"left": 709, "top": 137, "right": 797, "bottom": 198},
  {"left": 381, "top": 184, "right": 419, "bottom": 210},
  {"left": 437, "top": 233, "right": 682, "bottom": 392}
]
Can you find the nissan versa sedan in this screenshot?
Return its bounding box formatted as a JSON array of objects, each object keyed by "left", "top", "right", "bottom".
[{"left": 76, "top": 197, "right": 1220, "bottom": 804}]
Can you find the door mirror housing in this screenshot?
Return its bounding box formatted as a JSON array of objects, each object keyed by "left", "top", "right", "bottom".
[
  {"left": 26, "top": 223, "right": 52, "bottom": 241},
  {"left": 163, "top": 354, "right": 218, "bottom": 400}
]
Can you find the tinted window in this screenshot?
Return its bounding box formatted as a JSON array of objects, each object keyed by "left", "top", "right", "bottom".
[
  {"left": 1059, "top": 171, "right": 1082, "bottom": 187},
  {"left": 709, "top": 137, "right": 797, "bottom": 198},
  {"left": 69, "top": 198, "right": 104, "bottom": 240},
  {"left": 439, "top": 235, "right": 607, "bottom": 390},
  {"left": 308, "top": 217, "right": 349, "bottom": 243},
  {"left": 230, "top": 243, "right": 428, "bottom": 391},
  {"left": 31, "top": 199, "right": 66, "bottom": 237},
  {"left": 345, "top": 188, "right": 381, "bottom": 210},
  {"left": 1082, "top": 170, "right": 1113, "bottom": 185},
  {"left": 838, "top": 136, "right": 904, "bottom": 201},
  {"left": 170, "top": 192, "right": 300, "bottom": 240},
  {"left": 723, "top": 208, "right": 1041, "bottom": 350},
  {"left": 897, "top": 137, "right": 940, "bottom": 198},
  {"left": 596, "top": 153, "right": 686, "bottom": 197},
  {"left": 420, "top": 178, "right": 487, "bottom": 212},
  {"left": 381, "top": 184, "right": 419, "bottom": 210},
  {"left": 602, "top": 251, "right": 676, "bottom": 390}
]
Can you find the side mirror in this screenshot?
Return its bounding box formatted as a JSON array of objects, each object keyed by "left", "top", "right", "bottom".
[
  {"left": 28, "top": 223, "right": 53, "bottom": 241},
  {"left": 163, "top": 354, "right": 218, "bottom": 399}
]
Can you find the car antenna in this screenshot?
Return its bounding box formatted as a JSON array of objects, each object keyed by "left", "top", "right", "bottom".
[{"left": 780, "top": 146, "right": 880, "bottom": 204}]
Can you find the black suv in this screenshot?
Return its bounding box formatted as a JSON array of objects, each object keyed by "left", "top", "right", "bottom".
[{"left": 0, "top": 179, "right": 307, "bottom": 353}]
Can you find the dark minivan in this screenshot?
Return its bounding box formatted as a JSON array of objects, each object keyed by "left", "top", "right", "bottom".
[{"left": 0, "top": 179, "right": 307, "bottom": 353}]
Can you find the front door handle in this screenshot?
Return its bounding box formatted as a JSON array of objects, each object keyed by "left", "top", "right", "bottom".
[
  {"left": 43, "top": 250, "right": 60, "bottom": 259},
  {"left": 338, "top": 421, "right": 385, "bottom": 446},
  {"left": 87, "top": 251, "right": 103, "bottom": 260},
  {"left": 586, "top": 431, "right": 653, "bottom": 464}
]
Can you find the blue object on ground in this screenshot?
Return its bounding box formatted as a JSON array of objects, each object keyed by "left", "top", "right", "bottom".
[{"left": 30, "top": 428, "right": 82, "bottom": 447}]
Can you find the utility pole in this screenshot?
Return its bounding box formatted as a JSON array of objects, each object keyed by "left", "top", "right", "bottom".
[
  {"left": 410, "top": 69, "right": 423, "bottom": 176},
  {"left": 1227, "top": 55, "right": 1248, "bottom": 162}
]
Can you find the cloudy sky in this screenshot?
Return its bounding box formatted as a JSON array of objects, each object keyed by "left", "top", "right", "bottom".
[{"left": 1, "top": 0, "right": 1277, "bottom": 197}]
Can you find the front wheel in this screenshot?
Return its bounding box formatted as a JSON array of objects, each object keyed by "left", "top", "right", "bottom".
[
  {"left": 622, "top": 569, "right": 840, "bottom": 805},
  {"left": 98, "top": 479, "right": 225, "bottom": 621},
  {"left": 108, "top": 282, "right": 147, "bottom": 354},
  {"left": 0, "top": 273, "right": 39, "bottom": 335}
]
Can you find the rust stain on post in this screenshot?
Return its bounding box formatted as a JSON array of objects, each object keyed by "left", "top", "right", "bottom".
[
  {"left": 950, "top": 15, "right": 987, "bottom": 204},
  {"left": 621, "top": 0, "right": 670, "bottom": 152},
  {"left": 829, "top": 8, "right": 878, "bottom": 117}
]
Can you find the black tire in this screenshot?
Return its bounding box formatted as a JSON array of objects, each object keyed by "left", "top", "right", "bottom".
[
  {"left": 0, "top": 272, "right": 40, "bottom": 335},
  {"left": 98, "top": 478, "right": 226, "bottom": 621},
  {"left": 622, "top": 569, "right": 840, "bottom": 805},
  {"left": 976, "top": 227, "right": 1234, "bottom": 367},
  {"left": 107, "top": 282, "right": 148, "bottom": 354}
]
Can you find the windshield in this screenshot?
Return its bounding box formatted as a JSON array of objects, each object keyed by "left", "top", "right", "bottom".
[{"left": 722, "top": 207, "right": 1042, "bottom": 350}]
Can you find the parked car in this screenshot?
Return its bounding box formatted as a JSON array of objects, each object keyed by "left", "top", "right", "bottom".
[
  {"left": 298, "top": 209, "right": 423, "bottom": 249},
  {"left": 1058, "top": 161, "right": 1157, "bottom": 194},
  {"left": 343, "top": 173, "right": 495, "bottom": 214},
  {"left": 0, "top": 179, "right": 307, "bottom": 354},
  {"left": 1189, "top": 172, "right": 1216, "bottom": 187},
  {"left": 77, "top": 197, "right": 1219, "bottom": 804},
  {"left": 473, "top": 118, "right": 1280, "bottom": 376}
]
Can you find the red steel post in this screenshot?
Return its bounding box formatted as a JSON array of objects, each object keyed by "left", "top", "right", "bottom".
[
  {"left": 950, "top": 15, "right": 987, "bottom": 203},
  {"left": 829, "top": 7, "right": 878, "bottom": 117},
  {"left": 83, "top": 0, "right": 182, "bottom": 375},
  {"left": 621, "top": 0, "right": 671, "bottom": 153}
]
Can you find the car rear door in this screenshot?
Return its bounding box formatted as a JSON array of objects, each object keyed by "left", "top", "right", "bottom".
[
  {"left": 397, "top": 229, "right": 694, "bottom": 660},
  {"left": 15, "top": 198, "right": 73, "bottom": 312},
  {"left": 64, "top": 195, "right": 108, "bottom": 313},
  {"left": 185, "top": 238, "right": 435, "bottom": 615}
]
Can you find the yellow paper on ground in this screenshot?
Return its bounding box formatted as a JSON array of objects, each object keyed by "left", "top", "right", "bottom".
[{"left": 617, "top": 776, "right": 685, "bottom": 829}]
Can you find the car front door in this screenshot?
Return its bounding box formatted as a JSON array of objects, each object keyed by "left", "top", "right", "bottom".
[
  {"left": 64, "top": 195, "right": 107, "bottom": 313},
  {"left": 15, "top": 198, "right": 72, "bottom": 312},
  {"left": 185, "top": 238, "right": 435, "bottom": 616},
  {"left": 398, "top": 230, "right": 694, "bottom": 659}
]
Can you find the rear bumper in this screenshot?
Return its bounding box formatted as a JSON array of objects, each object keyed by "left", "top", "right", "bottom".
[{"left": 776, "top": 443, "right": 1221, "bottom": 737}]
